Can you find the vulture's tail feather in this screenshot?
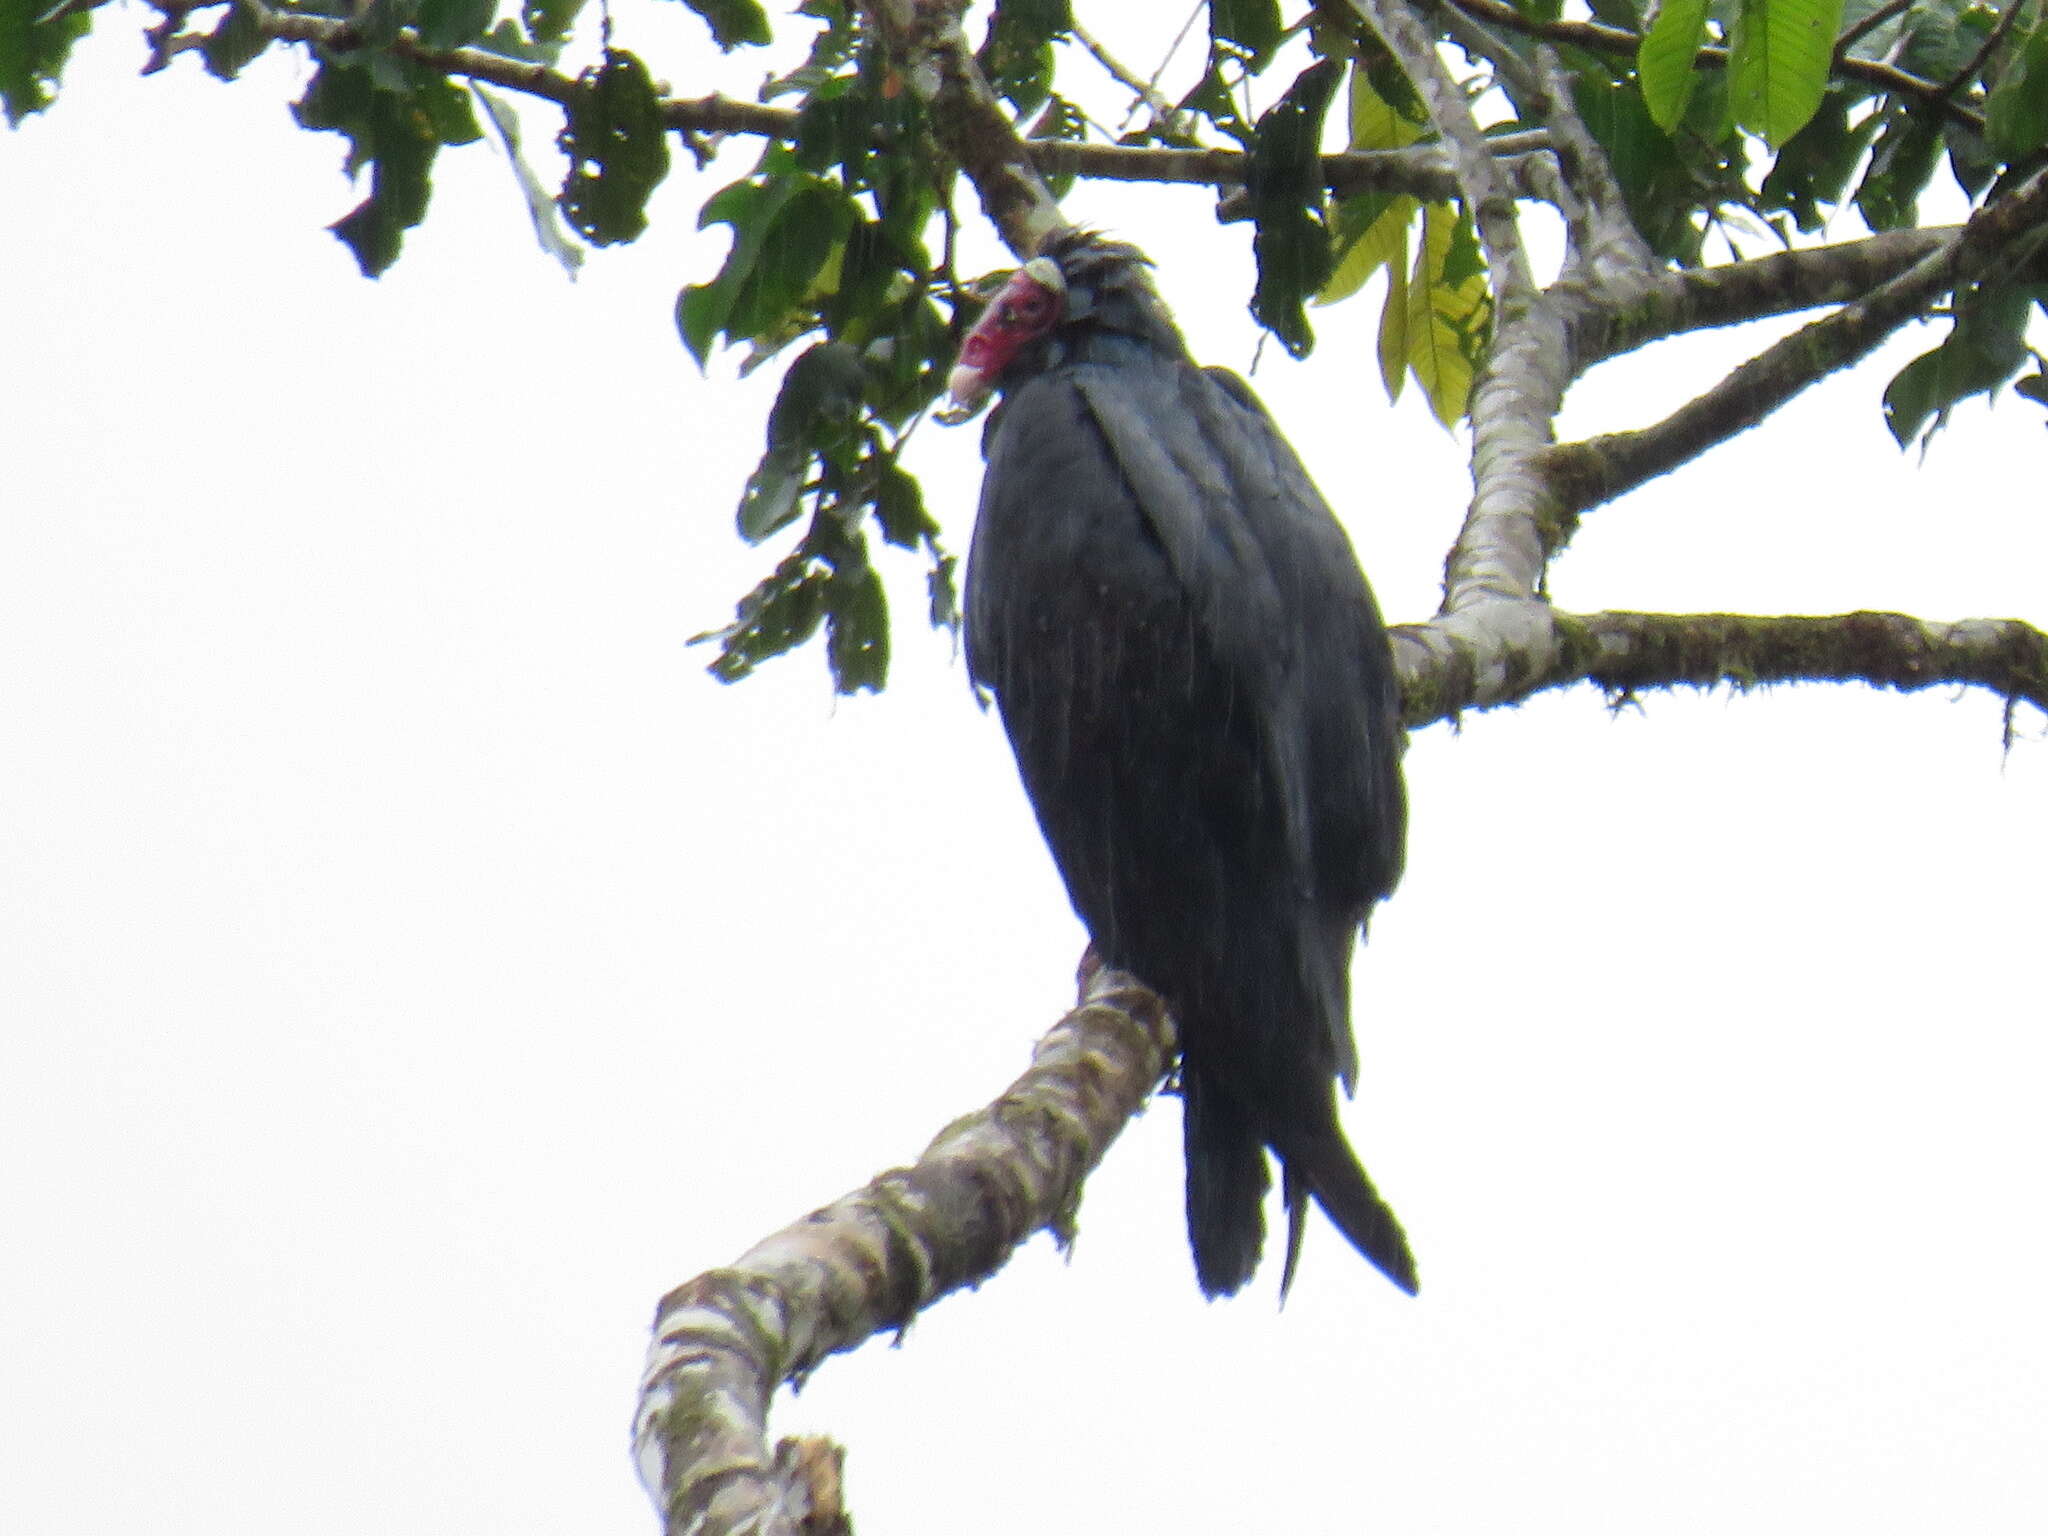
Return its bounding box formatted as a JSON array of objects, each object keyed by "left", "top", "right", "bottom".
[
  {"left": 1287, "top": 1127, "right": 1419, "bottom": 1296},
  {"left": 1182, "top": 1071, "right": 1268, "bottom": 1299}
]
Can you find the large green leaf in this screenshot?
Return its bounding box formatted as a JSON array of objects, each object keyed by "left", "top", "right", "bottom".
[
  {"left": 1403, "top": 203, "right": 1490, "bottom": 427},
  {"left": 0, "top": 0, "right": 90, "bottom": 126},
  {"left": 293, "top": 62, "right": 481, "bottom": 277},
  {"left": 678, "top": 170, "right": 858, "bottom": 364},
  {"left": 523, "top": 0, "right": 586, "bottom": 46},
  {"left": 202, "top": 1, "right": 271, "bottom": 81},
  {"left": 674, "top": 0, "right": 772, "bottom": 50},
  {"left": 1986, "top": 11, "right": 2048, "bottom": 159},
  {"left": 558, "top": 49, "right": 672, "bottom": 246},
  {"left": 978, "top": 0, "right": 1072, "bottom": 117},
  {"left": 1883, "top": 284, "right": 2036, "bottom": 451},
  {"left": 1759, "top": 89, "right": 1878, "bottom": 233},
  {"left": 1855, "top": 102, "right": 1941, "bottom": 231},
  {"left": 1211, "top": 0, "right": 1283, "bottom": 64},
  {"left": 1728, "top": 0, "right": 1845, "bottom": 148},
  {"left": 415, "top": 0, "right": 497, "bottom": 50},
  {"left": 1637, "top": 0, "right": 1711, "bottom": 133}
]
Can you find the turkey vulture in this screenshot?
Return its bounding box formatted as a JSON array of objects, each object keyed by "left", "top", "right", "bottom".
[{"left": 949, "top": 230, "right": 1416, "bottom": 1299}]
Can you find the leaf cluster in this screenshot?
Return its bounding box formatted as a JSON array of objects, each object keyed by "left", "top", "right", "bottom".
[{"left": 16, "top": 0, "right": 2047, "bottom": 692}]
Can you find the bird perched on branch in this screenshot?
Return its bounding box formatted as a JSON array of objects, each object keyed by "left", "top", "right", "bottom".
[{"left": 946, "top": 229, "right": 1416, "bottom": 1299}]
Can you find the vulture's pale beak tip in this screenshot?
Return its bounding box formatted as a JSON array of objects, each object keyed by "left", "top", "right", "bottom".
[{"left": 935, "top": 364, "right": 992, "bottom": 425}]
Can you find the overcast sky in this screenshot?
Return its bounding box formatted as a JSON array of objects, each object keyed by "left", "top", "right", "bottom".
[{"left": 4, "top": 12, "right": 2045, "bottom": 1536}]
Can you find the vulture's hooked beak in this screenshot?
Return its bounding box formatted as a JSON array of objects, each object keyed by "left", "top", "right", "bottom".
[{"left": 936, "top": 257, "right": 1066, "bottom": 425}]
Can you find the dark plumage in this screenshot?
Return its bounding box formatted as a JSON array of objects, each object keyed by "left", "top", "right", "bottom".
[{"left": 950, "top": 230, "right": 1416, "bottom": 1299}]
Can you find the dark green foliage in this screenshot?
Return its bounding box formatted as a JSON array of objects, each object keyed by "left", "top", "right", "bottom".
[
  {"left": 978, "top": 0, "right": 1072, "bottom": 118},
  {"left": 1247, "top": 58, "right": 1342, "bottom": 357},
  {"left": 739, "top": 342, "right": 867, "bottom": 542},
  {"left": 32, "top": 0, "right": 2040, "bottom": 695},
  {"left": 293, "top": 59, "right": 482, "bottom": 277},
  {"left": 696, "top": 511, "right": 895, "bottom": 694},
  {"left": 1584, "top": 0, "right": 1643, "bottom": 29},
  {"left": 0, "top": 0, "right": 90, "bottom": 126},
  {"left": 1986, "top": 9, "right": 2048, "bottom": 159},
  {"left": 681, "top": 28, "right": 962, "bottom": 691},
  {"left": 1883, "top": 284, "right": 2040, "bottom": 451},
  {"left": 523, "top": 0, "right": 587, "bottom": 47},
  {"left": 675, "top": 0, "right": 773, "bottom": 51},
  {"left": 1759, "top": 90, "right": 1879, "bottom": 234},
  {"left": 202, "top": 2, "right": 272, "bottom": 82},
  {"left": 1211, "top": 0, "right": 1284, "bottom": 65},
  {"left": 559, "top": 49, "right": 672, "bottom": 246},
  {"left": 1855, "top": 103, "right": 1942, "bottom": 232},
  {"left": 1573, "top": 69, "right": 1736, "bottom": 267},
  {"left": 679, "top": 165, "right": 860, "bottom": 364},
  {"left": 416, "top": 0, "right": 498, "bottom": 51}
]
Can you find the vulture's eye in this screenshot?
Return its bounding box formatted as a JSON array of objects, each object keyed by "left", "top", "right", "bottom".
[{"left": 1001, "top": 284, "right": 1056, "bottom": 331}]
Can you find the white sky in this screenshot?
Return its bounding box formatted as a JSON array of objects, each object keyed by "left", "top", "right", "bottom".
[{"left": 4, "top": 11, "right": 2045, "bottom": 1536}]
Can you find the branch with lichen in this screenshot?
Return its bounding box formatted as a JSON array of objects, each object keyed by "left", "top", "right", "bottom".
[
  {"left": 631, "top": 964, "right": 1175, "bottom": 1536},
  {"left": 1391, "top": 606, "right": 2048, "bottom": 724},
  {"left": 1592, "top": 228, "right": 1954, "bottom": 361}
]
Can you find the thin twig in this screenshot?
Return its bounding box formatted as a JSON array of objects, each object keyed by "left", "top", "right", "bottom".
[
  {"left": 1939, "top": 0, "right": 2024, "bottom": 102},
  {"left": 1833, "top": 0, "right": 1914, "bottom": 60},
  {"left": 1072, "top": 19, "right": 1188, "bottom": 139}
]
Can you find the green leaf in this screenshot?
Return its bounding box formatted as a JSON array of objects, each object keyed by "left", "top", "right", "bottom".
[
  {"left": 1728, "top": 0, "right": 1846, "bottom": 148},
  {"left": 522, "top": 0, "right": 585, "bottom": 45},
  {"left": 979, "top": 0, "right": 1072, "bottom": 117},
  {"left": 415, "top": 0, "right": 496, "bottom": 49},
  {"left": 927, "top": 550, "right": 961, "bottom": 635},
  {"left": 735, "top": 341, "right": 866, "bottom": 542},
  {"left": 1637, "top": 0, "right": 1711, "bottom": 133},
  {"left": 1404, "top": 202, "right": 1490, "bottom": 427},
  {"left": 1854, "top": 103, "right": 1941, "bottom": 232},
  {"left": 293, "top": 63, "right": 477, "bottom": 276},
  {"left": 1759, "top": 89, "right": 1877, "bottom": 233},
  {"left": 558, "top": 49, "right": 672, "bottom": 246},
  {"left": 1986, "top": 12, "right": 2048, "bottom": 159},
  {"left": 675, "top": 0, "right": 772, "bottom": 50},
  {"left": 471, "top": 82, "right": 584, "bottom": 277},
  {"left": 824, "top": 555, "right": 889, "bottom": 694},
  {"left": 1573, "top": 72, "right": 1721, "bottom": 266},
  {"left": 202, "top": 0, "right": 271, "bottom": 81},
  {"left": 1377, "top": 241, "right": 1410, "bottom": 400},
  {"left": 696, "top": 552, "right": 832, "bottom": 685},
  {"left": 1319, "top": 191, "right": 1415, "bottom": 305},
  {"left": 1211, "top": 0, "right": 1283, "bottom": 64},
  {"left": 1246, "top": 58, "right": 1343, "bottom": 357},
  {"left": 1882, "top": 284, "right": 2034, "bottom": 450},
  {"left": 1346, "top": 57, "right": 1425, "bottom": 150},
  {"left": 678, "top": 169, "right": 858, "bottom": 363},
  {"left": 874, "top": 460, "right": 936, "bottom": 549},
  {"left": 0, "top": 0, "right": 90, "bottom": 127}
]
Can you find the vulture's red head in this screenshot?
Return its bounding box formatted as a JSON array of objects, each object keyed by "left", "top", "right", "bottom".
[{"left": 939, "top": 255, "right": 1067, "bottom": 421}]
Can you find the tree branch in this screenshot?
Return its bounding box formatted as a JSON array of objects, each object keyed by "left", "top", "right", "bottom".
[
  {"left": 867, "top": 0, "right": 1063, "bottom": 257},
  {"left": 632, "top": 965, "right": 1176, "bottom": 1536},
  {"left": 1546, "top": 167, "right": 2048, "bottom": 515},
  {"left": 1594, "top": 227, "right": 1954, "bottom": 360},
  {"left": 1390, "top": 606, "right": 2048, "bottom": 723},
  {"left": 1340, "top": 0, "right": 1536, "bottom": 302}
]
